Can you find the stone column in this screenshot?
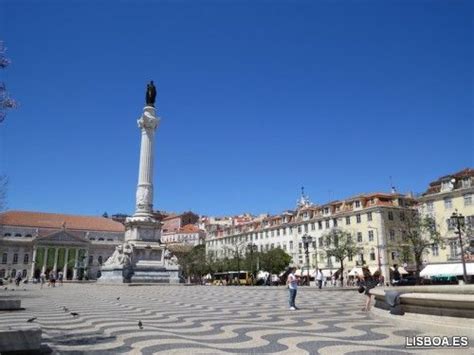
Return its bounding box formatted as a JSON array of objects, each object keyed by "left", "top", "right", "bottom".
[
  {"left": 134, "top": 106, "right": 160, "bottom": 217},
  {"left": 41, "top": 247, "right": 48, "bottom": 274},
  {"left": 84, "top": 249, "right": 89, "bottom": 279},
  {"left": 63, "top": 248, "right": 69, "bottom": 278},
  {"left": 30, "top": 247, "right": 37, "bottom": 280},
  {"left": 72, "top": 249, "right": 78, "bottom": 280},
  {"left": 53, "top": 248, "right": 59, "bottom": 275}
]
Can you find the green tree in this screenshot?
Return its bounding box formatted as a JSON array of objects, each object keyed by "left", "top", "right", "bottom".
[
  {"left": 260, "top": 248, "right": 292, "bottom": 275},
  {"left": 392, "top": 212, "right": 443, "bottom": 279},
  {"left": 323, "top": 228, "right": 361, "bottom": 287}
]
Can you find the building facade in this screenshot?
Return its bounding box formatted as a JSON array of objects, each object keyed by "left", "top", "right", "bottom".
[
  {"left": 417, "top": 168, "right": 474, "bottom": 265},
  {"left": 0, "top": 211, "right": 124, "bottom": 280},
  {"left": 205, "top": 192, "right": 417, "bottom": 281}
]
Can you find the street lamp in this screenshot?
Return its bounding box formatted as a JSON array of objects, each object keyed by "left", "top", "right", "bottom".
[
  {"left": 450, "top": 210, "right": 468, "bottom": 283},
  {"left": 302, "top": 234, "right": 313, "bottom": 286},
  {"left": 247, "top": 243, "right": 258, "bottom": 285}
]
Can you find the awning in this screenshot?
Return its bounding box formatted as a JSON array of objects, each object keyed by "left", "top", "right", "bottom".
[
  {"left": 322, "top": 269, "right": 338, "bottom": 277},
  {"left": 348, "top": 268, "right": 362, "bottom": 276},
  {"left": 390, "top": 266, "right": 408, "bottom": 275},
  {"left": 420, "top": 263, "right": 474, "bottom": 278}
]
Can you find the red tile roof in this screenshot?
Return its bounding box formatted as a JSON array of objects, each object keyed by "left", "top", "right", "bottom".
[{"left": 0, "top": 210, "right": 125, "bottom": 232}]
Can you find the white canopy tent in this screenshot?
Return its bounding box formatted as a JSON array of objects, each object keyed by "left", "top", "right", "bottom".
[
  {"left": 348, "top": 266, "right": 379, "bottom": 276},
  {"left": 420, "top": 263, "right": 474, "bottom": 278}
]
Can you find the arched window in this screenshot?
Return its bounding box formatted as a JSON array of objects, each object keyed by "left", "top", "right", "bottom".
[
  {"left": 25, "top": 234, "right": 32, "bottom": 238},
  {"left": 98, "top": 238, "right": 104, "bottom": 241},
  {"left": 22, "top": 269, "right": 27, "bottom": 278},
  {"left": 14, "top": 234, "right": 21, "bottom": 238},
  {"left": 89, "top": 237, "right": 95, "bottom": 241},
  {"left": 98, "top": 256, "right": 103, "bottom": 265},
  {"left": 3, "top": 233, "right": 11, "bottom": 237}
]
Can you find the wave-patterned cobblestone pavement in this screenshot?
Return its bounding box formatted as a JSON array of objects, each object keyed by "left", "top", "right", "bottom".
[{"left": 0, "top": 284, "right": 471, "bottom": 354}]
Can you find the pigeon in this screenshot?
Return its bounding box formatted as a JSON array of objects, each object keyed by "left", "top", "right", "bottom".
[
  {"left": 138, "top": 320, "right": 143, "bottom": 329},
  {"left": 116, "top": 297, "right": 120, "bottom": 301},
  {"left": 70, "top": 312, "right": 79, "bottom": 317},
  {"left": 4, "top": 287, "right": 7, "bottom": 290},
  {"left": 63, "top": 306, "right": 69, "bottom": 312},
  {"left": 27, "top": 317, "right": 37, "bottom": 323}
]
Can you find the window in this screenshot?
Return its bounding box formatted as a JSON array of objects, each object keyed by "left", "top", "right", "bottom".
[
  {"left": 370, "top": 251, "right": 376, "bottom": 261},
  {"left": 3, "top": 233, "right": 11, "bottom": 237},
  {"left": 276, "top": 229, "right": 280, "bottom": 236},
  {"left": 283, "top": 243, "right": 287, "bottom": 251},
  {"left": 0, "top": 269, "right": 4, "bottom": 277},
  {"left": 283, "top": 228, "right": 286, "bottom": 236},
  {"left": 357, "top": 232, "right": 363, "bottom": 242},
  {"left": 431, "top": 244, "right": 439, "bottom": 257},
  {"left": 368, "top": 230, "right": 374, "bottom": 242},
  {"left": 311, "top": 223, "right": 315, "bottom": 231},
  {"left": 399, "top": 212, "right": 405, "bottom": 221},
  {"left": 449, "top": 240, "right": 458, "bottom": 258},
  {"left": 13, "top": 253, "right": 18, "bottom": 264},
  {"left": 355, "top": 201, "right": 361, "bottom": 208},
  {"left": 444, "top": 197, "right": 452, "bottom": 209},
  {"left": 324, "top": 207, "right": 329, "bottom": 214},
  {"left": 318, "top": 221, "right": 322, "bottom": 230},
  {"left": 426, "top": 201, "right": 434, "bottom": 212},
  {"left": 389, "top": 229, "right": 395, "bottom": 241},
  {"left": 25, "top": 234, "right": 32, "bottom": 238},
  {"left": 107, "top": 238, "right": 114, "bottom": 242},
  {"left": 391, "top": 251, "right": 396, "bottom": 260},
  {"left": 333, "top": 218, "right": 338, "bottom": 227},
  {"left": 14, "top": 234, "right": 21, "bottom": 238},
  {"left": 462, "top": 177, "right": 471, "bottom": 188},
  {"left": 23, "top": 254, "right": 29, "bottom": 264},
  {"left": 356, "top": 214, "right": 361, "bottom": 223},
  {"left": 98, "top": 238, "right": 104, "bottom": 241},
  {"left": 464, "top": 194, "right": 472, "bottom": 206},
  {"left": 318, "top": 237, "right": 323, "bottom": 247},
  {"left": 446, "top": 218, "right": 456, "bottom": 230},
  {"left": 388, "top": 211, "right": 394, "bottom": 220},
  {"left": 98, "top": 256, "right": 103, "bottom": 265},
  {"left": 325, "top": 220, "right": 330, "bottom": 228},
  {"left": 304, "top": 224, "right": 308, "bottom": 233},
  {"left": 88, "top": 255, "right": 93, "bottom": 265},
  {"left": 22, "top": 269, "right": 27, "bottom": 278},
  {"left": 289, "top": 241, "right": 293, "bottom": 250},
  {"left": 2, "top": 253, "right": 7, "bottom": 264},
  {"left": 271, "top": 230, "right": 274, "bottom": 237},
  {"left": 367, "top": 212, "right": 372, "bottom": 221},
  {"left": 346, "top": 216, "right": 350, "bottom": 225},
  {"left": 348, "top": 254, "right": 353, "bottom": 261}
]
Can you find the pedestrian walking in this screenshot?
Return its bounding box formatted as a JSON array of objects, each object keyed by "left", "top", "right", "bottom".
[
  {"left": 40, "top": 272, "right": 46, "bottom": 289},
  {"left": 15, "top": 271, "right": 22, "bottom": 286},
  {"left": 48, "top": 270, "right": 56, "bottom": 287},
  {"left": 286, "top": 267, "right": 298, "bottom": 310},
  {"left": 316, "top": 269, "right": 323, "bottom": 289},
  {"left": 58, "top": 271, "right": 64, "bottom": 286}
]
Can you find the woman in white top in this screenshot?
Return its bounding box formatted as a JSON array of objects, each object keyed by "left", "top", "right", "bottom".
[{"left": 286, "top": 267, "right": 298, "bottom": 310}]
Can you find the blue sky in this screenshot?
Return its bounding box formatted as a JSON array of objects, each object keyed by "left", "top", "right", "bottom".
[{"left": 0, "top": 0, "right": 472, "bottom": 217}]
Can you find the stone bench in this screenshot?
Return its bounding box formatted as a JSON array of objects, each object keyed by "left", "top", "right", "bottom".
[
  {"left": 371, "top": 286, "right": 474, "bottom": 318},
  {"left": 0, "top": 299, "right": 21, "bottom": 311},
  {"left": 0, "top": 325, "right": 42, "bottom": 353}
]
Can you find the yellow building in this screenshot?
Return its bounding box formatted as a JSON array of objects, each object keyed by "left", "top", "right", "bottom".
[{"left": 418, "top": 168, "right": 474, "bottom": 266}]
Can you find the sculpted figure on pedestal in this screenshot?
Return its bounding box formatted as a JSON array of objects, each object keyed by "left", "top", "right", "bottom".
[{"left": 146, "top": 81, "right": 157, "bottom": 106}]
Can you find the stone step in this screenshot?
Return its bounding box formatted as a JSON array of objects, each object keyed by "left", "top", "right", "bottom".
[{"left": 0, "top": 325, "right": 42, "bottom": 353}]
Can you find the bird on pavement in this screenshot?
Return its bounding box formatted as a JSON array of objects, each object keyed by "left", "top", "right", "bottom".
[
  {"left": 116, "top": 297, "right": 120, "bottom": 301},
  {"left": 27, "top": 317, "right": 37, "bottom": 323},
  {"left": 138, "top": 320, "right": 143, "bottom": 329},
  {"left": 70, "top": 312, "right": 79, "bottom": 317},
  {"left": 63, "top": 306, "right": 69, "bottom": 312}
]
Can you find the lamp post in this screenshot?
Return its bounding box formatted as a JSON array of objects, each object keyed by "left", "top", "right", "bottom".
[
  {"left": 302, "top": 234, "right": 313, "bottom": 286},
  {"left": 450, "top": 211, "right": 468, "bottom": 283},
  {"left": 247, "top": 243, "right": 258, "bottom": 285}
]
